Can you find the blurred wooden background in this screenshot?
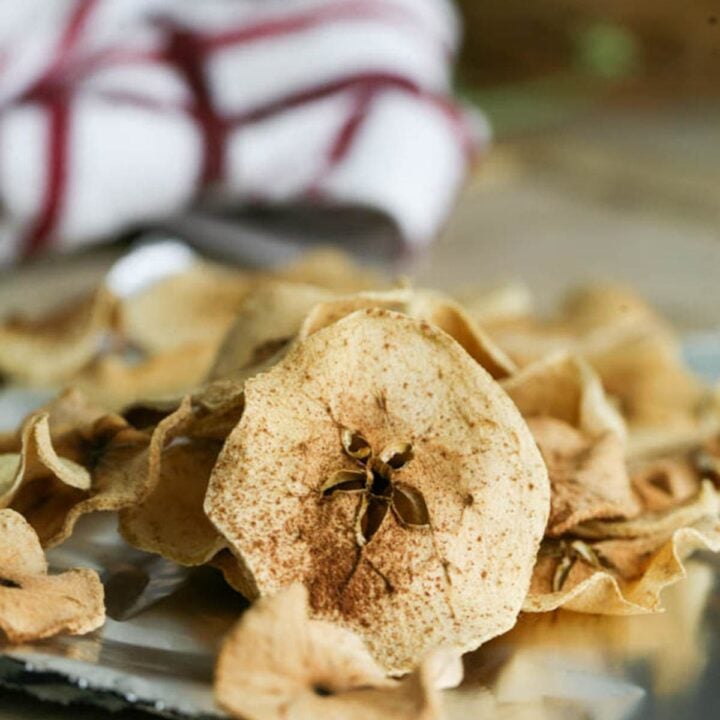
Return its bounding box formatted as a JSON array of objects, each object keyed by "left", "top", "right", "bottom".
[{"left": 457, "top": 0, "right": 720, "bottom": 95}]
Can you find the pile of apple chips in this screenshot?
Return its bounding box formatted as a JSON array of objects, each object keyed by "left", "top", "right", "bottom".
[{"left": 1, "top": 254, "right": 719, "bottom": 720}]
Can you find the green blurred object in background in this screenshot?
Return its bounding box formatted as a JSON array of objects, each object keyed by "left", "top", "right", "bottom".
[
  {"left": 574, "top": 21, "right": 641, "bottom": 79},
  {"left": 455, "top": 0, "right": 720, "bottom": 136}
]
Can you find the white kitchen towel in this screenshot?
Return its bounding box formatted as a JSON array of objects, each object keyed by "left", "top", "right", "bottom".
[{"left": 0, "top": 0, "right": 487, "bottom": 264}]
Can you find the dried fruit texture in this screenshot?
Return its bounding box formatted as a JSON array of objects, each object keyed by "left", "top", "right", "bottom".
[
  {"left": 526, "top": 418, "right": 638, "bottom": 537},
  {"left": 299, "top": 289, "right": 516, "bottom": 380},
  {"left": 119, "top": 397, "right": 229, "bottom": 566},
  {"left": 588, "top": 334, "right": 708, "bottom": 459},
  {"left": 275, "top": 248, "right": 385, "bottom": 293},
  {"left": 524, "top": 482, "right": 720, "bottom": 614},
  {"left": 120, "top": 263, "right": 250, "bottom": 356},
  {"left": 503, "top": 354, "right": 638, "bottom": 536},
  {"left": 0, "top": 509, "right": 105, "bottom": 643},
  {"left": 184, "top": 380, "right": 246, "bottom": 442},
  {"left": 215, "top": 584, "right": 448, "bottom": 720},
  {"left": 477, "top": 285, "right": 674, "bottom": 368},
  {"left": 456, "top": 282, "right": 533, "bottom": 327},
  {"left": 206, "top": 309, "right": 549, "bottom": 673},
  {"left": 0, "top": 414, "right": 91, "bottom": 509},
  {"left": 631, "top": 457, "right": 702, "bottom": 513},
  {"left": 3, "top": 389, "right": 151, "bottom": 546},
  {"left": 572, "top": 481, "right": 719, "bottom": 541},
  {"left": 473, "top": 285, "right": 711, "bottom": 456},
  {"left": 210, "top": 549, "right": 259, "bottom": 599},
  {"left": 0, "top": 287, "right": 117, "bottom": 385},
  {"left": 72, "top": 341, "right": 218, "bottom": 410},
  {"left": 502, "top": 353, "right": 626, "bottom": 440},
  {"left": 209, "top": 282, "right": 336, "bottom": 381}
]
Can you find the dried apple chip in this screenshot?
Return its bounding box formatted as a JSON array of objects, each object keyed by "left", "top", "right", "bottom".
[
  {"left": 404, "top": 290, "right": 516, "bottom": 381},
  {"left": 526, "top": 417, "right": 638, "bottom": 537},
  {"left": 120, "top": 262, "right": 250, "bottom": 355},
  {"left": 503, "top": 354, "right": 637, "bottom": 536},
  {"left": 118, "top": 388, "right": 246, "bottom": 565},
  {"left": 631, "top": 457, "right": 702, "bottom": 513},
  {"left": 0, "top": 412, "right": 92, "bottom": 519},
  {"left": 572, "top": 480, "right": 719, "bottom": 541},
  {"left": 457, "top": 282, "right": 533, "bottom": 326},
  {"left": 0, "top": 388, "right": 110, "bottom": 512},
  {"left": 502, "top": 353, "right": 625, "bottom": 439},
  {"left": 188, "top": 379, "right": 246, "bottom": 440},
  {"left": 3, "top": 389, "right": 151, "bottom": 546},
  {"left": 562, "top": 285, "right": 673, "bottom": 343},
  {"left": 205, "top": 309, "right": 549, "bottom": 673},
  {"left": 0, "top": 287, "right": 117, "bottom": 385},
  {"left": 210, "top": 549, "right": 259, "bottom": 599},
  {"left": 209, "top": 282, "right": 336, "bottom": 381},
  {"left": 0, "top": 509, "right": 105, "bottom": 643},
  {"left": 73, "top": 341, "right": 218, "bottom": 410},
  {"left": 473, "top": 284, "right": 712, "bottom": 454},
  {"left": 299, "top": 288, "right": 516, "bottom": 380},
  {"left": 524, "top": 482, "right": 720, "bottom": 614},
  {"left": 483, "top": 284, "right": 673, "bottom": 370},
  {"left": 215, "top": 584, "right": 449, "bottom": 720},
  {"left": 590, "top": 334, "right": 709, "bottom": 459},
  {"left": 119, "top": 438, "right": 226, "bottom": 566},
  {"left": 275, "top": 248, "right": 385, "bottom": 293}
]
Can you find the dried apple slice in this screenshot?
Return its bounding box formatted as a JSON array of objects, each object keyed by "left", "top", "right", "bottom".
[
  {"left": 0, "top": 509, "right": 105, "bottom": 643},
  {"left": 503, "top": 354, "right": 638, "bottom": 536},
  {"left": 524, "top": 482, "right": 720, "bottom": 614},
  {"left": 215, "top": 584, "right": 453, "bottom": 720},
  {"left": 205, "top": 309, "right": 549, "bottom": 673}
]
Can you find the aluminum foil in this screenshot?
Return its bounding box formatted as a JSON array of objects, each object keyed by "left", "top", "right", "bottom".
[
  {"left": 3, "top": 511, "right": 720, "bottom": 720},
  {"left": 1, "top": 324, "right": 719, "bottom": 720}
]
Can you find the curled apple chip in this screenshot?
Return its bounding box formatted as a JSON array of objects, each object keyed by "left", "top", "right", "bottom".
[
  {"left": 457, "top": 282, "right": 533, "bottom": 326},
  {"left": 502, "top": 352, "right": 626, "bottom": 439},
  {"left": 483, "top": 284, "right": 673, "bottom": 369},
  {"left": 524, "top": 482, "right": 720, "bottom": 614},
  {"left": 631, "top": 457, "right": 702, "bottom": 513},
  {"left": 503, "top": 354, "right": 638, "bottom": 536},
  {"left": 210, "top": 549, "right": 259, "bottom": 599},
  {"left": 3, "top": 390, "right": 151, "bottom": 546},
  {"left": 73, "top": 341, "right": 218, "bottom": 411},
  {"left": 120, "top": 262, "right": 250, "bottom": 356},
  {"left": 0, "top": 287, "right": 117, "bottom": 386},
  {"left": 0, "top": 387, "right": 111, "bottom": 509},
  {"left": 119, "top": 397, "right": 229, "bottom": 566},
  {"left": 470, "top": 285, "right": 712, "bottom": 455},
  {"left": 0, "top": 509, "right": 105, "bottom": 643},
  {"left": 209, "top": 282, "right": 336, "bottom": 381},
  {"left": 275, "top": 248, "right": 385, "bottom": 293},
  {"left": 205, "top": 309, "right": 549, "bottom": 673},
  {"left": 299, "top": 288, "right": 516, "bottom": 380},
  {"left": 562, "top": 285, "right": 672, "bottom": 339},
  {"left": 215, "top": 584, "right": 451, "bottom": 720},
  {"left": 572, "top": 480, "right": 719, "bottom": 541},
  {"left": 525, "top": 418, "right": 638, "bottom": 537},
  {"left": 596, "top": 345, "right": 710, "bottom": 462}
]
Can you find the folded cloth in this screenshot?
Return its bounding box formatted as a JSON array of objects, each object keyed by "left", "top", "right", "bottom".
[{"left": 0, "top": 0, "right": 486, "bottom": 264}]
